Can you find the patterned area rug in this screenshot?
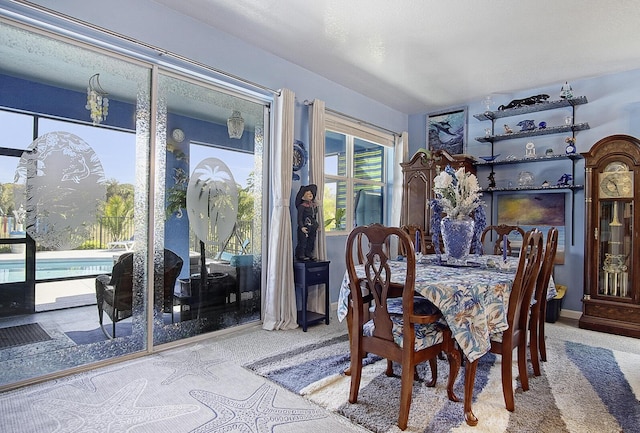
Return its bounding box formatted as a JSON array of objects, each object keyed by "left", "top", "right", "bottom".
[
  {"left": 245, "top": 334, "right": 640, "bottom": 432},
  {"left": 0, "top": 323, "right": 52, "bottom": 349}
]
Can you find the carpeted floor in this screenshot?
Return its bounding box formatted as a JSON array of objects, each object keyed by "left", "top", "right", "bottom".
[
  {"left": 246, "top": 328, "right": 640, "bottom": 432},
  {"left": 0, "top": 317, "right": 639, "bottom": 433}
]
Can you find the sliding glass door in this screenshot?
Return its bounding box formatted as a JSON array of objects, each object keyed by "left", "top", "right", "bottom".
[{"left": 0, "top": 13, "right": 269, "bottom": 388}]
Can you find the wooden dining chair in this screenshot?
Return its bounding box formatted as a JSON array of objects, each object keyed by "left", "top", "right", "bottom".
[
  {"left": 345, "top": 227, "right": 435, "bottom": 381},
  {"left": 345, "top": 223, "right": 461, "bottom": 430},
  {"left": 481, "top": 224, "right": 526, "bottom": 256},
  {"left": 487, "top": 228, "right": 544, "bottom": 412},
  {"left": 529, "top": 227, "right": 559, "bottom": 376}
]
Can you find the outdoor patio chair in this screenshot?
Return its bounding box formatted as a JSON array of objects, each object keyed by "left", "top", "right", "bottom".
[{"left": 95, "top": 249, "right": 183, "bottom": 338}]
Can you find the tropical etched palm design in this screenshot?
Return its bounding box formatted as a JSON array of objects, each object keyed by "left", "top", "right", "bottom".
[{"left": 186, "top": 157, "right": 238, "bottom": 249}]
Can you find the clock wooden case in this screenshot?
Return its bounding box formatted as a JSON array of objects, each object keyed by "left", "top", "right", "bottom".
[{"left": 580, "top": 134, "right": 640, "bottom": 338}]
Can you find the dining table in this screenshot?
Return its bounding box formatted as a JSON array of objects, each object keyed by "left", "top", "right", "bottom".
[{"left": 337, "top": 253, "right": 545, "bottom": 426}]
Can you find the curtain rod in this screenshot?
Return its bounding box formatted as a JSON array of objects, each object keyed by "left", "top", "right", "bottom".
[
  {"left": 303, "top": 99, "right": 399, "bottom": 137},
  {"left": 8, "top": 1, "right": 280, "bottom": 97}
]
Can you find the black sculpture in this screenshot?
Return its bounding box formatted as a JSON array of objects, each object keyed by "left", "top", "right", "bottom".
[
  {"left": 498, "top": 94, "right": 550, "bottom": 111},
  {"left": 295, "top": 184, "right": 319, "bottom": 261}
]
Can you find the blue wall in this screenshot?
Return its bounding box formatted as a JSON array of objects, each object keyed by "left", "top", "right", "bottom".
[
  {"left": 16, "top": 0, "right": 408, "bottom": 305},
  {"left": 17, "top": 0, "right": 640, "bottom": 315},
  {"left": 410, "top": 69, "right": 640, "bottom": 313}
]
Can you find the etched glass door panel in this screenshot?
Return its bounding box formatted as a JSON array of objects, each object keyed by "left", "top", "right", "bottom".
[
  {"left": 157, "top": 72, "right": 266, "bottom": 344},
  {"left": 0, "top": 18, "right": 151, "bottom": 387}
]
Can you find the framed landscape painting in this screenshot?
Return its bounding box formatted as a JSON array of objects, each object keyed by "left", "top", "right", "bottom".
[
  {"left": 427, "top": 106, "right": 467, "bottom": 155},
  {"left": 497, "top": 192, "right": 566, "bottom": 264}
]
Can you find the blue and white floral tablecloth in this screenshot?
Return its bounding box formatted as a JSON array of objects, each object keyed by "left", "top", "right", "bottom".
[{"left": 338, "top": 256, "right": 522, "bottom": 363}]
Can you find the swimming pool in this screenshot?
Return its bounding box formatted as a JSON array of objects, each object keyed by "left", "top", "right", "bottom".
[{"left": 0, "top": 257, "right": 114, "bottom": 283}]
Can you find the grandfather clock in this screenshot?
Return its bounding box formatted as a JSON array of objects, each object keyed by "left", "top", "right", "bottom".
[
  {"left": 400, "top": 149, "right": 475, "bottom": 253},
  {"left": 580, "top": 134, "right": 640, "bottom": 338}
]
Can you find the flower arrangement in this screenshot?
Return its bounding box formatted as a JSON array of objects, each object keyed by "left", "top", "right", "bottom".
[
  {"left": 432, "top": 165, "right": 483, "bottom": 220},
  {"left": 430, "top": 166, "right": 486, "bottom": 256}
]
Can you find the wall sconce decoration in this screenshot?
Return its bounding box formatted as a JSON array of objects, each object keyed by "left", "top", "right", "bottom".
[
  {"left": 227, "top": 110, "right": 244, "bottom": 139},
  {"left": 86, "top": 74, "right": 109, "bottom": 125}
]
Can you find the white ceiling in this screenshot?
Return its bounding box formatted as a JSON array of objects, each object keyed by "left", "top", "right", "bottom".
[{"left": 154, "top": 0, "right": 640, "bottom": 114}]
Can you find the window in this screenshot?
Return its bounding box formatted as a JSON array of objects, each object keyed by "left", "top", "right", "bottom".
[{"left": 324, "top": 114, "right": 393, "bottom": 233}]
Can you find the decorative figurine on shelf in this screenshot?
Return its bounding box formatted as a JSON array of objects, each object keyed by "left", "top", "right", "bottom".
[
  {"left": 565, "top": 137, "right": 577, "bottom": 154},
  {"left": 542, "top": 180, "right": 550, "bottom": 187},
  {"left": 560, "top": 81, "right": 574, "bottom": 99},
  {"left": 504, "top": 124, "right": 514, "bottom": 134},
  {"left": 497, "top": 94, "right": 550, "bottom": 110},
  {"left": 557, "top": 173, "right": 573, "bottom": 186},
  {"left": 545, "top": 148, "right": 554, "bottom": 157},
  {"left": 295, "top": 184, "right": 319, "bottom": 261},
  {"left": 488, "top": 171, "right": 496, "bottom": 188},
  {"left": 525, "top": 141, "right": 536, "bottom": 158},
  {"left": 538, "top": 121, "right": 547, "bottom": 129},
  {"left": 518, "top": 171, "right": 535, "bottom": 187},
  {"left": 517, "top": 119, "right": 536, "bottom": 131}
]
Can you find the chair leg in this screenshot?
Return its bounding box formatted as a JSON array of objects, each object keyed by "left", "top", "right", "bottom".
[
  {"left": 348, "top": 346, "right": 364, "bottom": 404},
  {"left": 529, "top": 311, "right": 541, "bottom": 376},
  {"left": 425, "top": 358, "right": 437, "bottom": 387},
  {"left": 444, "top": 343, "right": 461, "bottom": 402},
  {"left": 398, "top": 358, "right": 414, "bottom": 430},
  {"left": 501, "top": 349, "right": 515, "bottom": 411},
  {"left": 518, "top": 338, "right": 530, "bottom": 392},
  {"left": 539, "top": 304, "right": 548, "bottom": 362},
  {"left": 385, "top": 359, "right": 394, "bottom": 377},
  {"left": 99, "top": 322, "right": 113, "bottom": 339},
  {"left": 463, "top": 358, "right": 479, "bottom": 426}
]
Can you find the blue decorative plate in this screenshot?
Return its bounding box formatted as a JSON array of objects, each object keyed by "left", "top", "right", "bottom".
[{"left": 479, "top": 154, "right": 500, "bottom": 162}]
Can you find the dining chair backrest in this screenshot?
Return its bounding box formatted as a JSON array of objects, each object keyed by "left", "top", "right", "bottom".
[
  {"left": 508, "top": 228, "right": 545, "bottom": 334},
  {"left": 344, "top": 223, "right": 460, "bottom": 430},
  {"left": 529, "top": 226, "right": 559, "bottom": 375},
  {"left": 346, "top": 224, "right": 414, "bottom": 339},
  {"left": 534, "top": 227, "right": 559, "bottom": 320},
  {"left": 489, "top": 228, "right": 544, "bottom": 412},
  {"left": 481, "top": 224, "right": 526, "bottom": 256}
]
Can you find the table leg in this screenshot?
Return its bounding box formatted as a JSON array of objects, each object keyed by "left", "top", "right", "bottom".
[{"left": 464, "top": 357, "right": 479, "bottom": 426}]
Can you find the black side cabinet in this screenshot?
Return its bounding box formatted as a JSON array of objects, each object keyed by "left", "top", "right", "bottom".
[{"left": 294, "top": 260, "right": 330, "bottom": 331}]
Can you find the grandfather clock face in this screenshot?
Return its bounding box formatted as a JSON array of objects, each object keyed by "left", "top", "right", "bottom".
[{"left": 598, "top": 162, "right": 634, "bottom": 199}]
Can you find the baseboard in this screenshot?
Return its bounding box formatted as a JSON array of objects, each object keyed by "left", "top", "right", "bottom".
[{"left": 560, "top": 308, "right": 581, "bottom": 320}]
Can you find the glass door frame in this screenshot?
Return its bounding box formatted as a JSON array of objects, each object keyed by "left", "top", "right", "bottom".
[{"left": 0, "top": 146, "right": 36, "bottom": 316}]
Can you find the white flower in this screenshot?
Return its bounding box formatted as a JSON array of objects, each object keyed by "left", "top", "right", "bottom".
[{"left": 432, "top": 166, "right": 483, "bottom": 219}]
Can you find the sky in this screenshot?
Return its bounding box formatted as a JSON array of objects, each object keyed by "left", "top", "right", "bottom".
[{"left": 1, "top": 117, "right": 254, "bottom": 190}]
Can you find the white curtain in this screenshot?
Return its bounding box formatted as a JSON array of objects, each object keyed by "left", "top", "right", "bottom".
[
  {"left": 390, "top": 131, "right": 408, "bottom": 257},
  {"left": 307, "top": 99, "right": 326, "bottom": 313},
  {"left": 391, "top": 131, "right": 408, "bottom": 227},
  {"left": 262, "top": 88, "right": 298, "bottom": 330}
]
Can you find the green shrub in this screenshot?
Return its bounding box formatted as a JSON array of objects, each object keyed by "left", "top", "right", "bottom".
[{"left": 76, "top": 240, "right": 104, "bottom": 250}]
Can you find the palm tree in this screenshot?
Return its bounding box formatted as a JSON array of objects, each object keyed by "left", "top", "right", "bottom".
[
  {"left": 102, "top": 194, "right": 133, "bottom": 242},
  {"left": 186, "top": 158, "right": 238, "bottom": 317}
]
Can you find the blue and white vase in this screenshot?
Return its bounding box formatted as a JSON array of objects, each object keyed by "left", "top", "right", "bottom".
[{"left": 441, "top": 216, "right": 475, "bottom": 263}]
